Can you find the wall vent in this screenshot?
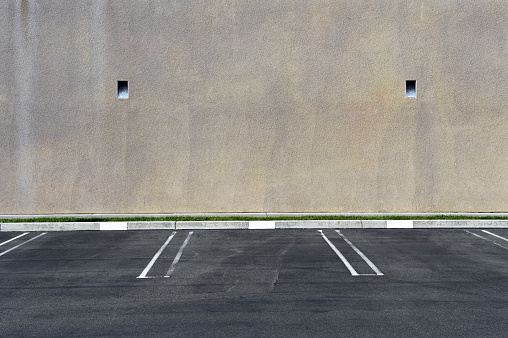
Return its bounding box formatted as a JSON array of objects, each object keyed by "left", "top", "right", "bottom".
[
  {"left": 117, "top": 80, "right": 128, "bottom": 99},
  {"left": 406, "top": 80, "right": 416, "bottom": 98}
]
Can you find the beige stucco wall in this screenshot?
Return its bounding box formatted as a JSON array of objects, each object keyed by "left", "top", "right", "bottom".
[{"left": 1, "top": 0, "right": 508, "bottom": 213}]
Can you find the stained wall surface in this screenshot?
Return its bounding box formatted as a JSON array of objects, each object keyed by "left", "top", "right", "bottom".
[{"left": 1, "top": 0, "right": 508, "bottom": 213}]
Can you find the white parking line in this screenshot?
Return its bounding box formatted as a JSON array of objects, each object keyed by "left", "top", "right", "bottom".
[
  {"left": 137, "top": 231, "right": 177, "bottom": 279},
  {"left": 0, "top": 233, "right": 28, "bottom": 247},
  {"left": 465, "top": 230, "right": 508, "bottom": 251},
  {"left": 0, "top": 233, "right": 46, "bottom": 257},
  {"left": 335, "top": 230, "right": 384, "bottom": 276},
  {"left": 165, "top": 231, "right": 193, "bottom": 277},
  {"left": 319, "top": 230, "right": 359, "bottom": 276},
  {"left": 482, "top": 230, "right": 508, "bottom": 242}
]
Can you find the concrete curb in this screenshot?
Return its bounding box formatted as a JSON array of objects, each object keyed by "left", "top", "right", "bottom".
[
  {"left": 176, "top": 221, "right": 248, "bottom": 230},
  {"left": 0, "top": 222, "right": 176, "bottom": 232},
  {"left": 2, "top": 220, "right": 508, "bottom": 231},
  {"left": 412, "top": 220, "right": 508, "bottom": 228}
]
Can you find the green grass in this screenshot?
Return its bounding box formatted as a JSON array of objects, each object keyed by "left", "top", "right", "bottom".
[{"left": 1, "top": 214, "right": 508, "bottom": 223}]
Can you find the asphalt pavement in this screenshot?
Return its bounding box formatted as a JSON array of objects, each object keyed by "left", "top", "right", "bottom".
[{"left": 1, "top": 229, "right": 508, "bottom": 337}]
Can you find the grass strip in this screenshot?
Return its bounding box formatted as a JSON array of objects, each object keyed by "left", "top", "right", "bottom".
[{"left": 2, "top": 215, "right": 508, "bottom": 223}]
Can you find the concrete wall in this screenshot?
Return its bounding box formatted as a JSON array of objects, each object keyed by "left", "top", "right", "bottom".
[{"left": 1, "top": 0, "right": 508, "bottom": 213}]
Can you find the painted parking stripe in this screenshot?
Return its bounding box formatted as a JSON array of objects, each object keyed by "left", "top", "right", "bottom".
[
  {"left": 249, "top": 221, "right": 275, "bottom": 229},
  {"left": 335, "top": 230, "right": 383, "bottom": 276},
  {"left": 0, "top": 232, "right": 28, "bottom": 247},
  {"left": 165, "top": 231, "right": 193, "bottom": 278},
  {"left": 0, "top": 233, "right": 46, "bottom": 257},
  {"left": 137, "top": 231, "right": 177, "bottom": 279},
  {"left": 387, "top": 220, "right": 413, "bottom": 229},
  {"left": 482, "top": 230, "right": 508, "bottom": 242},
  {"left": 319, "top": 230, "right": 359, "bottom": 276},
  {"left": 465, "top": 230, "right": 508, "bottom": 251}
]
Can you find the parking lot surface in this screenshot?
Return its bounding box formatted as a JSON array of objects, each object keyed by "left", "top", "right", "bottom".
[{"left": 1, "top": 229, "right": 508, "bottom": 337}]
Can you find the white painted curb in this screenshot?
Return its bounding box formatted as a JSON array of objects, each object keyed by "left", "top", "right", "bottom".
[
  {"left": 387, "top": 220, "right": 414, "bottom": 229},
  {"left": 249, "top": 221, "right": 275, "bottom": 229},
  {"left": 100, "top": 222, "right": 127, "bottom": 231}
]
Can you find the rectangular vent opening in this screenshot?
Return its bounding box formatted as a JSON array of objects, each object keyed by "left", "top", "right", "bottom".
[
  {"left": 117, "top": 80, "right": 129, "bottom": 99},
  {"left": 406, "top": 80, "right": 416, "bottom": 98}
]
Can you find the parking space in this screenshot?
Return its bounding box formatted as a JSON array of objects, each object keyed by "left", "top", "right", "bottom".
[
  {"left": 0, "top": 232, "right": 47, "bottom": 258},
  {"left": 1, "top": 229, "right": 508, "bottom": 336},
  {"left": 0, "top": 231, "right": 182, "bottom": 282},
  {"left": 465, "top": 229, "right": 508, "bottom": 250},
  {"left": 161, "top": 230, "right": 361, "bottom": 295}
]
